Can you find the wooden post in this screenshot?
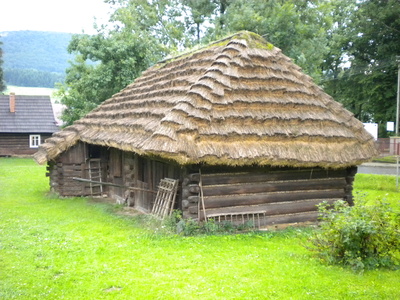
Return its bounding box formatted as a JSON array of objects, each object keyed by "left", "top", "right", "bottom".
[
  {"left": 199, "top": 169, "right": 207, "bottom": 222},
  {"left": 395, "top": 56, "right": 400, "bottom": 135}
]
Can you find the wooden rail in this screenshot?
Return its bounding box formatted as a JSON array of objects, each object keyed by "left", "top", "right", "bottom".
[{"left": 72, "top": 177, "right": 157, "bottom": 193}]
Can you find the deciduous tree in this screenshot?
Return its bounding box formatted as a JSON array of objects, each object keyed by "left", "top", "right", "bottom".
[
  {"left": 214, "top": 0, "right": 333, "bottom": 82},
  {"left": 58, "top": 0, "right": 187, "bottom": 125},
  {"left": 322, "top": 0, "right": 400, "bottom": 136}
]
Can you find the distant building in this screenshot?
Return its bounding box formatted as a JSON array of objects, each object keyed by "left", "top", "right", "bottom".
[
  {"left": 362, "top": 123, "right": 378, "bottom": 140},
  {"left": 0, "top": 93, "right": 59, "bottom": 156}
]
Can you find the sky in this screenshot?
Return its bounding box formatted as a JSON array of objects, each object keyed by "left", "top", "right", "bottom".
[{"left": 0, "top": 0, "right": 111, "bottom": 34}]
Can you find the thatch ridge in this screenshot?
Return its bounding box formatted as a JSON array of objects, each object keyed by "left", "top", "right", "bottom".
[{"left": 34, "top": 31, "right": 377, "bottom": 167}]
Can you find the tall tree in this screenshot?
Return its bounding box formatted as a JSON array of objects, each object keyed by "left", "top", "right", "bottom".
[
  {"left": 0, "top": 40, "right": 6, "bottom": 93},
  {"left": 58, "top": 0, "right": 187, "bottom": 125},
  {"left": 322, "top": 0, "right": 400, "bottom": 136},
  {"left": 321, "top": 0, "right": 357, "bottom": 95},
  {"left": 213, "top": 0, "right": 333, "bottom": 82},
  {"left": 182, "top": 0, "right": 216, "bottom": 43}
]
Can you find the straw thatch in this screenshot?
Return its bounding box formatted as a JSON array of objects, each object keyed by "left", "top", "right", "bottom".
[{"left": 34, "top": 31, "right": 377, "bottom": 168}]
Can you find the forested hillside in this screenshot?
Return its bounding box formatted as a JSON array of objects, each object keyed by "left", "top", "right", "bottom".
[{"left": 0, "top": 31, "right": 73, "bottom": 87}]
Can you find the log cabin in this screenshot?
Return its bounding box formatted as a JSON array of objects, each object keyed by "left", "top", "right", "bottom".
[
  {"left": 0, "top": 93, "right": 59, "bottom": 156},
  {"left": 34, "top": 31, "right": 377, "bottom": 228}
]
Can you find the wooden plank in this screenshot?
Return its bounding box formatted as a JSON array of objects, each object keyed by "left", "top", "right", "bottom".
[
  {"left": 262, "top": 211, "right": 320, "bottom": 226},
  {"left": 135, "top": 180, "right": 151, "bottom": 212},
  {"left": 60, "top": 141, "right": 86, "bottom": 164},
  {"left": 62, "top": 171, "right": 83, "bottom": 177},
  {"left": 62, "top": 182, "right": 86, "bottom": 190},
  {"left": 199, "top": 169, "right": 347, "bottom": 185},
  {"left": 202, "top": 189, "right": 345, "bottom": 209},
  {"left": 200, "top": 178, "right": 346, "bottom": 197},
  {"left": 193, "top": 198, "right": 339, "bottom": 217}
]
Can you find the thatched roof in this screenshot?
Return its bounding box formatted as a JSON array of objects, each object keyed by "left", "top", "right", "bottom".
[{"left": 34, "top": 31, "right": 377, "bottom": 168}]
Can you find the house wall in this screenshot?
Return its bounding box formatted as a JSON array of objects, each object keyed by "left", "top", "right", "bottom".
[
  {"left": 47, "top": 142, "right": 108, "bottom": 197},
  {"left": 132, "top": 154, "right": 181, "bottom": 212},
  {"left": 96, "top": 148, "right": 181, "bottom": 212},
  {"left": 47, "top": 143, "right": 357, "bottom": 228},
  {"left": 0, "top": 133, "right": 53, "bottom": 156},
  {"left": 107, "top": 149, "right": 136, "bottom": 205},
  {"left": 48, "top": 141, "right": 88, "bottom": 196},
  {"left": 46, "top": 144, "right": 181, "bottom": 213},
  {"left": 181, "top": 166, "right": 357, "bottom": 228}
]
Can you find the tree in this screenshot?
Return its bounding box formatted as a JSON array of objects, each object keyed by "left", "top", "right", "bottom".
[
  {"left": 212, "top": 0, "right": 334, "bottom": 82},
  {"left": 58, "top": 0, "right": 188, "bottom": 125},
  {"left": 0, "top": 40, "right": 6, "bottom": 93},
  {"left": 322, "top": 0, "right": 400, "bottom": 137},
  {"left": 182, "top": 0, "right": 216, "bottom": 43}
]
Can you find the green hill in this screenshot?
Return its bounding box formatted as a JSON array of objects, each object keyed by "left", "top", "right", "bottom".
[{"left": 0, "top": 31, "right": 74, "bottom": 88}]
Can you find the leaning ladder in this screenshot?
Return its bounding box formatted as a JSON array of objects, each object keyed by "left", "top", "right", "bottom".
[
  {"left": 88, "top": 159, "right": 103, "bottom": 196},
  {"left": 151, "top": 178, "right": 179, "bottom": 219}
]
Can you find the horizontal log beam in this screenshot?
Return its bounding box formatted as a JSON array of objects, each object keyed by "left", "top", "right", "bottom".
[
  {"left": 199, "top": 169, "right": 346, "bottom": 186},
  {"left": 201, "top": 178, "right": 346, "bottom": 197},
  {"left": 187, "top": 173, "right": 201, "bottom": 182},
  {"left": 193, "top": 198, "right": 339, "bottom": 217},
  {"left": 182, "top": 186, "right": 199, "bottom": 199},
  {"left": 262, "top": 211, "right": 320, "bottom": 227},
  {"left": 202, "top": 189, "right": 345, "bottom": 209},
  {"left": 72, "top": 177, "right": 157, "bottom": 193},
  {"left": 188, "top": 184, "right": 200, "bottom": 194}
]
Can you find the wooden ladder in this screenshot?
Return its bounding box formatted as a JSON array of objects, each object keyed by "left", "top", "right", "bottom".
[
  {"left": 88, "top": 159, "right": 103, "bottom": 196},
  {"left": 151, "top": 178, "right": 179, "bottom": 219}
]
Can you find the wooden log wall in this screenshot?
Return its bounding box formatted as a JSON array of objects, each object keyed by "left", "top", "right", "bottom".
[
  {"left": 47, "top": 142, "right": 109, "bottom": 197},
  {"left": 47, "top": 161, "right": 87, "bottom": 196},
  {"left": 132, "top": 155, "right": 182, "bottom": 212},
  {"left": 117, "top": 152, "right": 135, "bottom": 206},
  {"left": 0, "top": 133, "right": 53, "bottom": 156},
  {"left": 181, "top": 166, "right": 356, "bottom": 228},
  {"left": 345, "top": 166, "right": 357, "bottom": 205}
]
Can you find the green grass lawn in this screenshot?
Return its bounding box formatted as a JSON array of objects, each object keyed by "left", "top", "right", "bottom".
[
  {"left": 354, "top": 173, "right": 400, "bottom": 209},
  {"left": 1, "top": 158, "right": 399, "bottom": 299}
]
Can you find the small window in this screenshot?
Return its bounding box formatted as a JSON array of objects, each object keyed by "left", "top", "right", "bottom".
[{"left": 29, "top": 135, "right": 41, "bottom": 148}]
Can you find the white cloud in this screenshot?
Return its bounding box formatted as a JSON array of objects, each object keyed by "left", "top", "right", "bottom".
[{"left": 0, "top": 0, "right": 111, "bottom": 34}]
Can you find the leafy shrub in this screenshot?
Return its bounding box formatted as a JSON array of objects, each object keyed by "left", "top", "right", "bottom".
[{"left": 309, "top": 194, "right": 400, "bottom": 272}]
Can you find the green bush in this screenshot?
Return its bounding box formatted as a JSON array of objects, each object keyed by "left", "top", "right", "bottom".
[{"left": 309, "top": 194, "right": 400, "bottom": 272}]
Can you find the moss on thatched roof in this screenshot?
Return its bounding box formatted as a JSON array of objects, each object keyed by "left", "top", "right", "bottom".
[{"left": 34, "top": 31, "right": 377, "bottom": 168}]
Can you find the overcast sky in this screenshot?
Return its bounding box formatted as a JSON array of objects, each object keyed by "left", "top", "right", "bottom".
[{"left": 0, "top": 0, "right": 111, "bottom": 34}]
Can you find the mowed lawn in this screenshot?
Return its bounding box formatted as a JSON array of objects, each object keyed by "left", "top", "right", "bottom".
[{"left": 1, "top": 158, "right": 399, "bottom": 300}]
